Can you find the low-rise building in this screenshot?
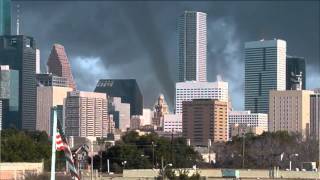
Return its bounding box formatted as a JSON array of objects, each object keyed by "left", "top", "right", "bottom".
[
  {"left": 230, "top": 124, "right": 266, "bottom": 137},
  {"left": 269, "top": 90, "right": 314, "bottom": 137},
  {"left": 228, "top": 111, "right": 268, "bottom": 139},
  {"left": 163, "top": 114, "right": 182, "bottom": 132},
  {"left": 182, "top": 99, "right": 228, "bottom": 146}
]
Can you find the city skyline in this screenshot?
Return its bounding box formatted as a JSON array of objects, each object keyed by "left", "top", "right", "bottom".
[{"left": 11, "top": 1, "right": 320, "bottom": 110}]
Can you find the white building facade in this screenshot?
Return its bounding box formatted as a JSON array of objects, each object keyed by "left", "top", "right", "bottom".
[
  {"left": 244, "top": 39, "right": 286, "bottom": 113},
  {"left": 178, "top": 11, "right": 207, "bottom": 82},
  {"left": 175, "top": 77, "right": 228, "bottom": 114},
  {"left": 228, "top": 111, "right": 268, "bottom": 138},
  {"left": 141, "top": 108, "right": 152, "bottom": 126},
  {"left": 163, "top": 114, "right": 182, "bottom": 132}
]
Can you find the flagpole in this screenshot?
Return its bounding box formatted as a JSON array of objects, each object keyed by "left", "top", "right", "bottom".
[{"left": 51, "top": 107, "right": 57, "bottom": 180}]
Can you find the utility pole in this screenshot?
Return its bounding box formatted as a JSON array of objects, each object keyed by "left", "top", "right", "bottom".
[
  {"left": 171, "top": 129, "right": 174, "bottom": 166},
  {"left": 242, "top": 133, "right": 245, "bottom": 169},
  {"left": 152, "top": 141, "right": 155, "bottom": 168}
]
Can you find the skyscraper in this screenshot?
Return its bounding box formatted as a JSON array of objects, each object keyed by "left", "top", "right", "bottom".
[
  {"left": 47, "top": 44, "right": 76, "bottom": 90},
  {"left": 0, "top": 0, "right": 11, "bottom": 35},
  {"left": 64, "top": 91, "right": 110, "bottom": 137},
  {"left": 175, "top": 76, "right": 228, "bottom": 114},
  {"left": 286, "top": 56, "right": 306, "bottom": 90},
  {"left": 108, "top": 97, "right": 131, "bottom": 132},
  {"left": 0, "top": 35, "right": 37, "bottom": 130},
  {"left": 182, "top": 99, "right": 228, "bottom": 146},
  {"left": 0, "top": 65, "right": 19, "bottom": 129},
  {"left": 36, "top": 49, "right": 41, "bottom": 74},
  {"left": 245, "top": 39, "right": 286, "bottom": 113},
  {"left": 178, "top": 11, "right": 207, "bottom": 82},
  {"left": 310, "top": 93, "right": 320, "bottom": 140},
  {"left": 36, "top": 85, "right": 72, "bottom": 135},
  {"left": 95, "top": 79, "right": 143, "bottom": 116}
]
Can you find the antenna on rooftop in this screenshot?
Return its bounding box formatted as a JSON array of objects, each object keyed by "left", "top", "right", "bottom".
[{"left": 16, "top": 4, "right": 20, "bottom": 35}]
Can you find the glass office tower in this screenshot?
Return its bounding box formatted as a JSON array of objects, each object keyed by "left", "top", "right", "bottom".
[{"left": 0, "top": 0, "right": 11, "bottom": 35}]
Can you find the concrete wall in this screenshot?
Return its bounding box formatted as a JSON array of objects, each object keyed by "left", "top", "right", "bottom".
[
  {"left": 123, "top": 168, "right": 319, "bottom": 179},
  {"left": 0, "top": 162, "right": 43, "bottom": 180}
]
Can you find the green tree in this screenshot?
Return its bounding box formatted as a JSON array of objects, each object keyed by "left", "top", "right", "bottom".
[
  {"left": 0, "top": 129, "right": 64, "bottom": 171},
  {"left": 95, "top": 131, "right": 202, "bottom": 173}
]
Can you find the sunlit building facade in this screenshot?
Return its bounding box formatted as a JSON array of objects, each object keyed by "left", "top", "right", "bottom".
[{"left": 178, "top": 11, "right": 207, "bottom": 82}]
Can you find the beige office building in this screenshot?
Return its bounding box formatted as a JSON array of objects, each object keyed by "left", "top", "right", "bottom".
[
  {"left": 230, "top": 124, "right": 266, "bottom": 138},
  {"left": 36, "top": 86, "right": 72, "bottom": 135},
  {"left": 64, "top": 91, "right": 109, "bottom": 138},
  {"left": 269, "top": 90, "right": 314, "bottom": 137},
  {"left": 182, "top": 99, "right": 228, "bottom": 146}
]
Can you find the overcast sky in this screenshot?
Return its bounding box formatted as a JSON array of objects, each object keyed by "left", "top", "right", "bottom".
[{"left": 13, "top": 0, "right": 320, "bottom": 110}]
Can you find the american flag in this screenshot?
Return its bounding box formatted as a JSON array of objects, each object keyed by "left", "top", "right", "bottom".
[{"left": 56, "top": 120, "right": 80, "bottom": 180}]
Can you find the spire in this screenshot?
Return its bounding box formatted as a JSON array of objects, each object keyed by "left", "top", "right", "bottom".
[{"left": 16, "top": 4, "right": 20, "bottom": 35}]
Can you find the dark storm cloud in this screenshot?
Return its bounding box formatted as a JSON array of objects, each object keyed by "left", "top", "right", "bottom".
[{"left": 14, "top": 1, "right": 319, "bottom": 109}]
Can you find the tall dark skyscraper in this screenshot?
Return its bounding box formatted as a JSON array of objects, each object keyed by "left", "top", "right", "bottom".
[
  {"left": 244, "top": 39, "right": 286, "bottom": 113},
  {"left": 0, "top": 35, "right": 37, "bottom": 130},
  {"left": 0, "top": 0, "right": 11, "bottom": 35},
  {"left": 94, "top": 79, "right": 143, "bottom": 116},
  {"left": 0, "top": 65, "right": 19, "bottom": 129},
  {"left": 286, "top": 56, "right": 306, "bottom": 90}
]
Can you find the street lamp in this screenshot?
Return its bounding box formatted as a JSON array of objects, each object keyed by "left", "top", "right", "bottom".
[
  {"left": 289, "top": 153, "right": 299, "bottom": 171},
  {"left": 161, "top": 163, "right": 172, "bottom": 180},
  {"left": 122, "top": 161, "right": 127, "bottom": 170}
]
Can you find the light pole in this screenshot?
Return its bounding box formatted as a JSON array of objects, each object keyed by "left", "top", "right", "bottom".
[
  {"left": 242, "top": 132, "right": 246, "bottom": 168},
  {"left": 161, "top": 163, "right": 172, "bottom": 180},
  {"left": 289, "top": 153, "right": 299, "bottom": 171},
  {"left": 152, "top": 141, "right": 155, "bottom": 168},
  {"left": 122, "top": 161, "right": 127, "bottom": 170}
]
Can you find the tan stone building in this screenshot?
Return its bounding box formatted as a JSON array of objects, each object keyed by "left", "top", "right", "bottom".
[
  {"left": 182, "top": 99, "right": 228, "bottom": 146},
  {"left": 64, "top": 91, "right": 110, "bottom": 138},
  {"left": 230, "top": 124, "right": 266, "bottom": 137},
  {"left": 269, "top": 90, "right": 314, "bottom": 137},
  {"left": 36, "top": 86, "right": 72, "bottom": 135}
]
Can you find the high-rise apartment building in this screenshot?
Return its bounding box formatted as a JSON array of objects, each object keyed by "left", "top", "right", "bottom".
[
  {"left": 175, "top": 76, "right": 228, "bottom": 114},
  {"left": 95, "top": 79, "right": 143, "bottom": 116},
  {"left": 182, "top": 99, "right": 228, "bottom": 146},
  {"left": 0, "top": 0, "right": 11, "bottom": 35},
  {"left": 310, "top": 93, "right": 320, "bottom": 140},
  {"left": 36, "top": 86, "right": 72, "bottom": 135},
  {"left": 245, "top": 39, "right": 286, "bottom": 113},
  {"left": 269, "top": 90, "right": 314, "bottom": 137},
  {"left": 178, "top": 11, "right": 207, "bottom": 82},
  {"left": 0, "top": 35, "right": 37, "bottom": 130},
  {"left": 47, "top": 44, "right": 76, "bottom": 90},
  {"left": 228, "top": 111, "right": 268, "bottom": 138},
  {"left": 286, "top": 56, "right": 306, "bottom": 90},
  {"left": 64, "top": 91, "right": 110, "bottom": 137}
]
